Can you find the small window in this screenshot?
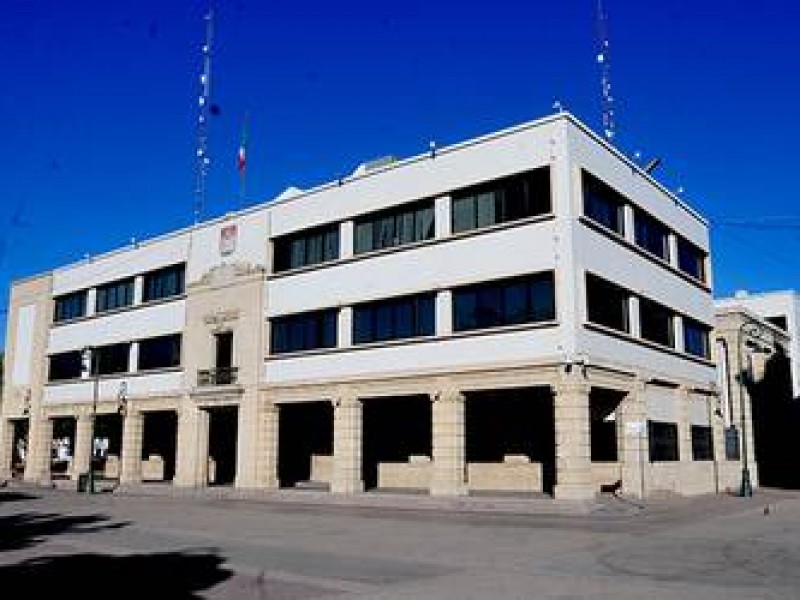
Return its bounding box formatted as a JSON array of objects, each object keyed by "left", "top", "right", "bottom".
[
  {"left": 766, "top": 315, "right": 788, "bottom": 331},
  {"left": 96, "top": 278, "right": 134, "bottom": 313},
  {"left": 138, "top": 334, "right": 182, "bottom": 371},
  {"left": 582, "top": 172, "right": 625, "bottom": 235},
  {"left": 354, "top": 200, "right": 434, "bottom": 254},
  {"left": 677, "top": 238, "right": 706, "bottom": 282},
  {"left": 451, "top": 168, "right": 551, "bottom": 233},
  {"left": 273, "top": 224, "right": 340, "bottom": 272},
  {"left": 353, "top": 293, "right": 435, "bottom": 344},
  {"left": 270, "top": 309, "right": 338, "bottom": 354},
  {"left": 143, "top": 264, "right": 185, "bottom": 303},
  {"left": 94, "top": 343, "right": 131, "bottom": 375},
  {"left": 683, "top": 318, "right": 710, "bottom": 359},
  {"left": 585, "top": 274, "right": 629, "bottom": 333},
  {"left": 54, "top": 291, "right": 87, "bottom": 322},
  {"left": 634, "top": 209, "right": 670, "bottom": 261},
  {"left": 48, "top": 351, "right": 83, "bottom": 381},
  {"left": 648, "top": 420, "right": 679, "bottom": 462},
  {"left": 453, "top": 272, "right": 555, "bottom": 332},
  {"left": 691, "top": 425, "right": 714, "bottom": 461},
  {"left": 639, "top": 298, "right": 674, "bottom": 347}
]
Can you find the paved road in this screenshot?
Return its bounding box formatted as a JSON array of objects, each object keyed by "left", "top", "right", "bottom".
[{"left": 1, "top": 484, "right": 799, "bottom": 599}]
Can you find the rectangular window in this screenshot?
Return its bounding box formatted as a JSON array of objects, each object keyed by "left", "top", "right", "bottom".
[
  {"left": 677, "top": 238, "right": 706, "bottom": 282},
  {"left": 354, "top": 200, "right": 434, "bottom": 254},
  {"left": 138, "top": 334, "right": 182, "bottom": 371},
  {"left": 691, "top": 425, "right": 714, "bottom": 461},
  {"left": 270, "top": 309, "right": 338, "bottom": 354},
  {"left": 48, "top": 351, "right": 83, "bottom": 381},
  {"left": 634, "top": 209, "right": 670, "bottom": 261},
  {"left": 453, "top": 272, "right": 555, "bottom": 332},
  {"left": 353, "top": 293, "right": 435, "bottom": 344},
  {"left": 96, "top": 278, "right": 134, "bottom": 313},
  {"left": 451, "top": 168, "right": 551, "bottom": 233},
  {"left": 639, "top": 298, "right": 675, "bottom": 347},
  {"left": 54, "top": 290, "right": 87, "bottom": 322},
  {"left": 766, "top": 315, "right": 788, "bottom": 331},
  {"left": 582, "top": 172, "right": 625, "bottom": 235},
  {"left": 648, "top": 420, "right": 679, "bottom": 462},
  {"left": 683, "top": 318, "right": 711, "bottom": 359},
  {"left": 94, "top": 343, "right": 131, "bottom": 375},
  {"left": 273, "top": 224, "right": 339, "bottom": 272},
  {"left": 585, "top": 274, "right": 629, "bottom": 333},
  {"left": 142, "top": 264, "right": 185, "bottom": 302}
]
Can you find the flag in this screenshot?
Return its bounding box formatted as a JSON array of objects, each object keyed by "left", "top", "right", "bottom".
[{"left": 237, "top": 112, "right": 248, "bottom": 174}]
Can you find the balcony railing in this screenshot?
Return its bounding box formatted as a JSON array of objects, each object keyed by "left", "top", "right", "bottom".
[{"left": 197, "top": 366, "right": 239, "bottom": 386}]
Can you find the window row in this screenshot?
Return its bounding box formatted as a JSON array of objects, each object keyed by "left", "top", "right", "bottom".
[
  {"left": 270, "top": 272, "right": 556, "bottom": 354},
  {"left": 272, "top": 168, "right": 552, "bottom": 273},
  {"left": 648, "top": 421, "right": 714, "bottom": 462},
  {"left": 47, "top": 334, "right": 182, "bottom": 381},
  {"left": 53, "top": 263, "right": 186, "bottom": 323},
  {"left": 582, "top": 171, "right": 707, "bottom": 283},
  {"left": 585, "top": 273, "right": 711, "bottom": 358}
]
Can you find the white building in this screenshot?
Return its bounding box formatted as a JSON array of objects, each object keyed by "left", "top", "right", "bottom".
[{"left": 1, "top": 112, "right": 738, "bottom": 499}]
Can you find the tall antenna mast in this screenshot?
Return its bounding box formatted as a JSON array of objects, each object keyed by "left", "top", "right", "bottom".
[
  {"left": 194, "top": 8, "right": 214, "bottom": 224},
  {"left": 596, "top": 0, "right": 616, "bottom": 142}
]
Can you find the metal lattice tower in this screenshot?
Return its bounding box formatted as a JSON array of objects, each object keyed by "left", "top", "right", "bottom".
[
  {"left": 596, "top": 0, "right": 615, "bottom": 142},
  {"left": 194, "top": 9, "right": 214, "bottom": 224}
]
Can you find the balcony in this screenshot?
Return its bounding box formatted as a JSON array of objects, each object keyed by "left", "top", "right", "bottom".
[{"left": 197, "top": 366, "right": 239, "bottom": 386}]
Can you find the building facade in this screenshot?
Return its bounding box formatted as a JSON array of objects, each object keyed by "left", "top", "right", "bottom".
[{"left": 1, "top": 113, "right": 736, "bottom": 499}]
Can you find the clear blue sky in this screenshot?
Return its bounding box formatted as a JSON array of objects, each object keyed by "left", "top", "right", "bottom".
[{"left": 1, "top": 1, "right": 798, "bottom": 349}]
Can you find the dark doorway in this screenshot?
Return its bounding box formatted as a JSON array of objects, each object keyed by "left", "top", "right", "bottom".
[
  {"left": 94, "top": 414, "right": 123, "bottom": 479},
  {"left": 208, "top": 406, "right": 238, "bottom": 486},
  {"left": 362, "top": 395, "right": 431, "bottom": 491},
  {"left": 278, "top": 401, "right": 333, "bottom": 488},
  {"left": 590, "top": 389, "right": 622, "bottom": 462},
  {"left": 11, "top": 419, "right": 29, "bottom": 478},
  {"left": 142, "top": 411, "right": 178, "bottom": 481},
  {"left": 51, "top": 417, "right": 75, "bottom": 478}
]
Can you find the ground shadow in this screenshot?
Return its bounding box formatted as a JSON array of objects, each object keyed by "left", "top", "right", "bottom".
[
  {"left": 0, "top": 550, "right": 233, "bottom": 597},
  {"left": 0, "top": 491, "right": 40, "bottom": 503},
  {"left": 0, "top": 512, "right": 129, "bottom": 552}
]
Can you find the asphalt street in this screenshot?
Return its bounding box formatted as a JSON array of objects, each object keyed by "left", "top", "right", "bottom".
[{"left": 1, "top": 484, "right": 799, "bottom": 599}]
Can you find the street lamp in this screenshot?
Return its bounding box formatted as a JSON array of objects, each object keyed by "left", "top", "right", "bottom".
[{"left": 82, "top": 346, "right": 99, "bottom": 494}]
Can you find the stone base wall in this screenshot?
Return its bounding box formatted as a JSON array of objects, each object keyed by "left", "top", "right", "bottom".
[
  {"left": 310, "top": 454, "right": 333, "bottom": 484},
  {"left": 467, "top": 456, "right": 542, "bottom": 493},
  {"left": 378, "top": 456, "right": 432, "bottom": 489}
]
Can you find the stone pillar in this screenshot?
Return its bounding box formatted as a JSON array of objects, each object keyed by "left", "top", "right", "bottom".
[
  {"left": 436, "top": 290, "right": 453, "bottom": 336},
  {"left": 676, "top": 386, "right": 692, "bottom": 464},
  {"left": 618, "top": 380, "right": 648, "bottom": 498},
  {"left": 708, "top": 392, "right": 725, "bottom": 494},
  {"left": 0, "top": 419, "right": 13, "bottom": 480},
  {"left": 235, "top": 396, "right": 258, "bottom": 489},
  {"left": 24, "top": 415, "right": 52, "bottom": 485},
  {"left": 120, "top": 410, "right": 144, "bottom": 484},
  {"left": 255, "top": 399, "right": 279, "bottom": 490},
  {"left": 430, "top": 390, "right": 467, "bottom": 496},
  {"left": 331, "top": 395, "right": 363, "bottom": 494},
  {"left": 174, "top": 402, "right": 210, "bottom": 488},
  {"left": 72, "top": 414, "right": 93, "bottom": 480},
  {"left": 553, "top": 378, "right": 593, "bottom": 500}
]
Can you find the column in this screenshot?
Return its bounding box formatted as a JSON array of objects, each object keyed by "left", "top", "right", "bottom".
[
  {"left": 436, "top": 290, "right": 453, "bottom": 336},
  {"left": 339, "top": 306, "right": 353, "bottom": 348},
  {"left": 133, "top": 275, "right": 144, "bottom": 305},
  {"left": 668, "top": 233, "right": 679, "bottom": 268},
  {"left": 235, "top": 394, "right": 259, "bottom": 489},
  {"left": 430, "top": 389, "right": 466, "bottom": 496},
  {"left": 675, "top": 317, "right": 686, "bottom": 353},
  {"left": 435, "top": 195, "right": 452, "bottom": 238},
  {"left": 676, "top": 386, "right": 692, "bottom": 464},
  {"left": 623, "top": 204, "right": 635, "bottom": 243},
  {"left": 553, "top": 378, "right": 593, "bottom": 500},
  {"left": 86, "top": 288, "right": 97, "bottom": 317},
  {"left": 174, "top": 402, "right": 210, "bottom": 488},
  {"left": 255, "top": 399, "right": 279, "bottom": 490},
  {"left": 708, "top": 392, "right": 725, "bottom": 494},
  {"left": 72, "top": 414, "right": 93, "bottom": 480},
  {"left": 331, "top": 395, "right": 363, "bottom": 494},
  {"left": 618, "top": 380, "right": 648, "bottom": 498},
  {"left": 340, "top": 221, "right": 354, "bottom": 259},
  {"left": 0, "top": 419, "right": 13, "bottom": 480},
  {"left": 628, "top": 296, "right": 641, "bottom": 339},
  {"left": 120, "top": 410, "right": 144, "bottom": 484},
  {"left": 128, "top": 342, "right": 139, "bottom": 374},
  {"left": 24, "top": 415, "right": 53, "bottom": 485}
]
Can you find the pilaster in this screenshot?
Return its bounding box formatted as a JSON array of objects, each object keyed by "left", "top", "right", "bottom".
[
  {"left": 430, "top": 389, "right": 467, "bottom": 496},
  {"left": 72, "top": 413, "right": 93, "bottom": 480},
  {"left": 553, "top": 377, "right": 593, "bottom": 500},
  {"left": 676, "top": 386, "right": 692, "bottom": 464},
  {"left": 23, "top": 415, "right": 52, "bottom": 485},
  {"left": 618, "top": 379, "right": 648, "bottom": 498},
  {"left": 331, "top": 394, "right": 363, "bottom": 494},
  {"left": 235, "top": 392, "right": 259, "bottom": 489},
  {"left": 120, "top": 410, "right": 144, "bottom": 484},
  {"left": 174, "top": 401, "right": 210, "bottom": 488},
  {"left": 255, "top": 398, "right": 279, "bottom": 489},
  {"left": 0, "top": 419, "right": 13, "bottom": 480}
]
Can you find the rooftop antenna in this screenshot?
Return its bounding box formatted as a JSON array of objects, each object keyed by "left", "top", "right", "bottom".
[
  {"left": 596, "top": 0, "right": 616, "bottom": 142},
  {"left": 194, "top": 8, "right": 214, "bottom": 224}
]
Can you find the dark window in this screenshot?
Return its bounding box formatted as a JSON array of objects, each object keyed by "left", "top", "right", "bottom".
[
  {"left": 677, "top": 238, "right": 706, "bottom": 282},
  {"left": 639, "top": 298, "right": 674, "bottom": 347},
  {"left": 48, "top": 351, "right": 83, "bottom": 381},
  {"left": 648, "top": 420, "right": 679, "bottom": 461},
  {"left": 96, "top": 278, "right": 134, "bottom": 313},
  {"left": 634, "top": 209, "right": 670, "bottom": 261},
  {"left": 215, "top": 332, "right": 233, "bottom": 368},
  {"left": 353, "top": 293, "right": 435, "bottom": 344},
  {"left": 355, "top": 200, "right": 434, "bottom": 254},
  {"left": 451, "top": 168, "right": 551, "bottom": 233},
  {"left": 582, "top": 172, "right": 625, "bottom": 235},
  {"left": 453, "top": 272, "right": 555, "bottom": 332},
  {"left": 766, "top": 315, "right": 788, "bottom": 331},
  {"left": 725, "top": 425, "right": 741, "bottom": 460},
  {"left": 94, "top": 343, "right": 130, "bottom": 375},
  {"left": 138, "top": 334, "right": 181, "bottom": 371},
  {"left": 683, "top": 318, "right": 710, "bottom": 359},
  {"left": 691, "top": 425, "right": 714, "bottom": 461},
  {"left": 273, "top": 224, "right": 339, "bottom": 272},
  {"left": 143, "top": 264, "right": 185, "bottom": 302},
  {"left": 586, "top": 274, "right": 629, "bottom": 332},
  {"left": 54, "top": 291, "right": 87, "bottom": 322},
  {"left": 270, "top": 309, "right": 337, "bottom": 354}
]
